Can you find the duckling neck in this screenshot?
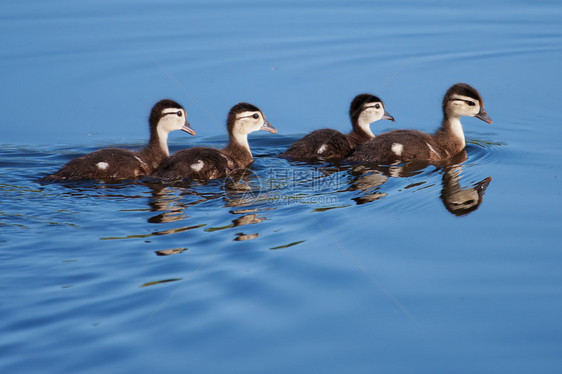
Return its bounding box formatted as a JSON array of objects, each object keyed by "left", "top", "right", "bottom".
[
  {"left": 443, "top": 165, "right": 463, "bottom": 192},
  {"left": 348, "top": 119, "right": 375, "bottom": 146},
  {"left": 139, "top": 127, "right": 170, "bottom": 170},
  {"left": 224, "top": 132, "right": 254, "bottom": 168},
  {"left": 434, "top": 115, "right": 466, "bottom": 156},
  {"left": 356, "top": 117, "right": 375, "bottom": 138},
  {"left": 157, "top": 126, "right": 171, "bottom": 157}
]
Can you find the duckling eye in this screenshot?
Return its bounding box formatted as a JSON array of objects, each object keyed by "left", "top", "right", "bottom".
[
  {"left": 375, "top": 104, "right": 381, "bottom": 109},
  {"left": 177, "top": 111, "right": 183, "bottom": 117},
  {"left": 252, "top": 114, "right": 259, "bottom": 119},
  {"left": 466, "top": 101, "right": 475, "bottom": 107}
]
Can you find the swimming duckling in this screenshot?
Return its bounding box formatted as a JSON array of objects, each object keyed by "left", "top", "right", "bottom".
[
  {"left": 345, "top": 83, "right": 492, "bottom": 164},
  {"left": 281, "top": 93, "right": 394, "bottom": 161},
  {"left": 151, "top": 102, "right": 276, "bottom": 180},
  {"left": 43, "top": 99, "right": 195, "bottom": 181}
]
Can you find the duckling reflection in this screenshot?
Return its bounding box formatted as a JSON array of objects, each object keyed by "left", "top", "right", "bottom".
[
  {"left": 222, "top": 168, "right": 264, "bottom": 207},
  {"left": 142, "top": 182, "right": 268, "bottom": 244},
  {"left": 230, "top": 213, "right": 264, "bottom": 241},
  {"left": 155, "top": 247, "right": 188, "bottom": 256},
  {"left": 348, "top": 151, "right": 492, "bottom": 215},
  {"left": 146, "top": 186, "right": 189, "bottom": 223},
  {"left": 233, "top": 213, "right": 265, "bottom": 226},
  {"left": 232, "top": 214, "right": 265, "bottom": 242},
  {"left": 221, "top": 163, "right": 347, "bottom": 207},
  {"left": 234, "top": 233, "right": 260, "bottom": 241},
  {"left": 348, "top": 160, "right": 435, "bottom": 204},
  {"left": 205, "top": 212, "right": 266, "bottom": 232},
  {"left": 145, "top": 182, "right": 223, "bottom": 224},
  {"left": 348, "top": 165, "right": 388, "bottom": 203},
  {"left": 441, "top": 166, "right": 491, "bottom": 216},
  {"left": 239, "top": 161, "right": 350, "bottom": 208}
]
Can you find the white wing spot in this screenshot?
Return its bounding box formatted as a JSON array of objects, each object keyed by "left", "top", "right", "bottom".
[
  {"left": 391, "top": 143, "right": 403, "bottom": 156},
  {"left": 427, "top": 143, "right": 439, "bottom": 156},
  {"left": 317, "top": 144, "right": 328, "bottom": 154},
  {"left": 96, "top": 162, "right": 109, "bottom": 170},
  {"left": 191, "top": 160, "right": 204, "bottom": 172}
]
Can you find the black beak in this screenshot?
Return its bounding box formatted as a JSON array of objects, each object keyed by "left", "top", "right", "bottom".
[
  {"left": 475, "top": 109, "right": 492, "bottom": 124},
  {"left": 382, "top": 110, "right": 395, "bottom": 122}
]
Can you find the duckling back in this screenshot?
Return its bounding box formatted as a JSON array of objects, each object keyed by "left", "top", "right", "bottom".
[
  {"left": 281, "top": 129, "right": 353, "bottom": 161},
  {"left": 151, "top": 147, "right": 235, "bottom": 181},
  {"left": 345, "top": 130, "right": 445, "bottom": 164},
  {"left": 43, "top": 148, "right": 151, "bottom": 181}
]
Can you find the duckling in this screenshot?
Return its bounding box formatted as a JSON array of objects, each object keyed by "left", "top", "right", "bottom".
[
  {"left": 345, "top": 83, "right": 492, "bottom": 164},
  {"left": 43, "top": 99, "right": 195, "bottom": 181},
  {"left": 151, "top": 102, "right": 276, "bottom": 180},
  {"left": 280, "top": 93, "right": 394, "bottom": 161}
]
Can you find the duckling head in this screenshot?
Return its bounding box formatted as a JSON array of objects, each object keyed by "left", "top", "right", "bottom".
[
  {"left": 150, "top": 99, "right": 196, "bottom": 136},
  {"left": 350, "top": 93, "right": 394, "bottom": 135},
  {"left": 442, "top": 83, "right": 492, "bottom": 124},
  {"left": 227, "top": 102, "right": 276, "bottom": 138}
]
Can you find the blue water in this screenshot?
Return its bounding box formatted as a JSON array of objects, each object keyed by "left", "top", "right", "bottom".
[{"left": 2, "top": 1, "right": 562, "bottom": 373}]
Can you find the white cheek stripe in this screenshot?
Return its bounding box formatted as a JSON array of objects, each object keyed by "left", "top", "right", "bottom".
[
  {"left": 450, "top": 94, "right": 476, "bottom": 101},
  {"left": 96, "top": 162, "right": 109, "bottom": 170},
  {"left": 162, "top": 109, "right": 183, "bottom": 115},
  {"left": 317, "top": 144, "right": 328, "bottom": 154},
  {"left": 236, "top": 111, "right": 259, "bottom": 119},
  {"left": 363, "top": 103, "right": 381, "bottom": 109},
  {"left": 450, "top": 94, "right": 478, "bottom": 105},
  {"left": 391, "top": 143, "right": 403, "bottom": 156}
]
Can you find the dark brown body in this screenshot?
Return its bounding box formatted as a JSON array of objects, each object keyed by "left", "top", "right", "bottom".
[
  {"left": 150, "top": 146, "right": 245, "bottom": 180},
  {"left": 43, "top": 143, "right": 167, "bottom": 181},
  {"left": 281, "top": 129, "right": 356, "bottom": 161},
  {"left": 345, "top": 126, "right": 462, "bottom": 164},
  {"left": 281, "top": 125, "right": 377, "bottom": 161}
]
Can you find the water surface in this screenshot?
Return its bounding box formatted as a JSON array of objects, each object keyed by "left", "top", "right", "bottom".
[{"left": 1, "top": 1, "right": 562, "bottom": 373}]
